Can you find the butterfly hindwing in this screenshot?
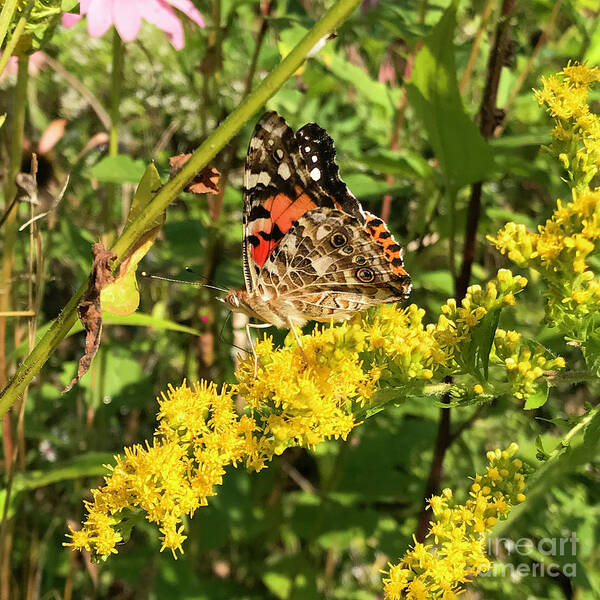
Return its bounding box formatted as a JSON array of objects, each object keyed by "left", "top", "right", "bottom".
[{"left": 258, "top": 208, "right": 411, "bottom": 320}]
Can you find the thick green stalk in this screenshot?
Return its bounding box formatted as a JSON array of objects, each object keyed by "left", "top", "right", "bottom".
[{"left": 0, "top": 0, "right": 362, "bottom": 417}]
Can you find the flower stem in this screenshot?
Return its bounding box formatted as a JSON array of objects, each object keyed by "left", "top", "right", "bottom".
[
  {"left": 0, "top": 0, "right": 363, "bottom": 417},
  {"left": 106, "top": 29, "right": 124, "bottom": 228},
  {"left": 0, "top": 52, "right": 29, "bottom": 596},
  {"left": 109, "top": 29, "right": 123, "bottom": 158}
]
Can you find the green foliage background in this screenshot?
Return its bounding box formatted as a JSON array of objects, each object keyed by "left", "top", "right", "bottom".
[{"left": 0, "top": 0, "right": 599, "bottom": 598}]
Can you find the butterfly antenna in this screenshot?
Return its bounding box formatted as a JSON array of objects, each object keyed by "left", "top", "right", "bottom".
[{"left": 140, "top": 271, "right": 228, "bottom": 294}]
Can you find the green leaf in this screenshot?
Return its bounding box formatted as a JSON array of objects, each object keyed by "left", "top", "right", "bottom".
[
  {"left": 471, "top": 307, "right": 501, "bottom": 379},
  {"left": 0, "top": 452, "right": 113, "bottom": 519},
  {"left": 405, "top": 4, "right": 494, "bottom": 190},
  {"left": 524, "top": 381, "right": 550, "bottom": 410},
  {"left": 582, "top": 322, "right": 600, "bottom": 376},
  {"left": 326, "top": 53, "right": 396, "bottom": 116},
  {"left": 11, "top": 313, "right": 201, "bottom": 360},
  {"left": 90, "top": 155, "right": 147, "bottom": 184},
  {"left": 126, "top": 162, "right": 163, "bottom": 225},
  {"left": 101, "top": 164, "right": 165, "bottom": 316}
]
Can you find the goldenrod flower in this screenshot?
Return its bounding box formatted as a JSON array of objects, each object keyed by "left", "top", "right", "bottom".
[
  {"left": 68, "top": 265, "right": 550, "bottom": 560},
  {"left": 382, "top": 444, "right": 526, "bottom": 599}
]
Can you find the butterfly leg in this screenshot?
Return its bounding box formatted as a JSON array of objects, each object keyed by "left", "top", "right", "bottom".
[
  {"left": 246, "top": 322, "right": 272, "bottom": 377},
  {"left": 287, "top": 317, "right": 308, "bottom": 366},
  {"left": 245, "top": 323, "right": 258, "bottom": 377}
]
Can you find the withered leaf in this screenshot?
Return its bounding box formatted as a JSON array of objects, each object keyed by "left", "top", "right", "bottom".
[
  {"left": 169, "top": 153, "right": 220, "bottom": 195},
  {"left": 63, "top": 243, "right": 116, "bottom": 393}
]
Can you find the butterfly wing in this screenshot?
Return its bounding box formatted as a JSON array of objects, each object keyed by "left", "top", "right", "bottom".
[
  {"left": 243, "top": 112, "right": 370, "bottom": 294},
  {"left": 258, "top": 208, "right": 411, "bottom": 322},
  {"left": 243, "top": 112, "right": 333, "bottom": 293}
]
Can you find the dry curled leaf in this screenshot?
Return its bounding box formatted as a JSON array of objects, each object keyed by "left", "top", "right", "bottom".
[
  {"left": 169, "top": 153, "right": 220, "bottom": 195},
  {"left": 63, "top": 243, "right": 116, "bottom": 393}
]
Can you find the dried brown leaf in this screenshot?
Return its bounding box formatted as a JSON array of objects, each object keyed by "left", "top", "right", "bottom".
[
  {"left": 63, "top": 243, "right": 116, "bottom": 393},
  {"left": 169, "top": 153, "right": 220, "bottom": 195}
]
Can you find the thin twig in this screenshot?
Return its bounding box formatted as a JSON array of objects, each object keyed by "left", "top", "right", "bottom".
[
  {"left": 458, "top": 0, "right": 496, "bottom": 93},
  {"left": 495, "top": 0, "right": 562, "bottom": 136},
  {"left": 42, "top": 54, "right": 111, "bottom": 130},
  {"left": 380, "top": 53, "right": 415, "bottom": 222}
]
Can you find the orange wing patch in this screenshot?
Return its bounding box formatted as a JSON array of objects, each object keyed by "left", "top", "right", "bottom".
[
  {"left": 250, "top": 189, "right": 317, "bottom": 268},
  {"left": 365, "top": 213, "right": 408, "bottom": 277}
]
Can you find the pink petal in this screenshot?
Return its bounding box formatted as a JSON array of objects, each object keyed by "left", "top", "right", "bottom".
[
  {"left": 28, "top": 51, "right": 46, "bottom": 76},
  {"left": 79, "top": 0, "right": 93, "bottom": 14},
  {"left": 113, "top": 0, "right": 143, "bottom": 42},
  {"left": 38, "top": 119, "right": 67, "bottom": 155},
  {"left": 144, "top": 2, "right": 185, "bottom": 50},
  {"left": 164, "top": 0, "right": 205, "bottom": 27},
  {"left": 86, "top": 0, "right": 114, "bottom": 38},
  {"left": 61, "top": 13, "right": 83, "bottom": 28}
]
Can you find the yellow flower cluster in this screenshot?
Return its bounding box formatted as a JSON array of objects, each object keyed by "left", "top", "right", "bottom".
[
  {"left": 534, "top": 62, "right": 600, "bottom": 190},
  {"left": 494, "top": 329, "right": 565, "bottom": 400},
  {"left": 383, "top": 443, "right": 526, "bottom": 600},
  {"left": 237, "top": 322, "right": 370, "bottom": 460},
  {"left": 489, "top": 164, "right": 600, "bottom": 330},
  {"left": 362, "top": 269, "right": 528, "bottom": 383},
  {"left": 490, "top": 64, "right": 600, "bottom": 336},
  {"left": 66, "top": 382, "right": 260, "bottom": 558},
  {"left": 68, "top": 270, "right": 546, "bottom": 559}
]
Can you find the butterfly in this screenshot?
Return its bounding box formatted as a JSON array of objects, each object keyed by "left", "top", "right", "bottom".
[{"left": 223, "top": 112, "right": 411, "bottom": 331}]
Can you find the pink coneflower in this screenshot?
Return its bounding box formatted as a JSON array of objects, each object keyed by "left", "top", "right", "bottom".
[{"left": 62, "top": 0, "right": 205, "bottom": 50}]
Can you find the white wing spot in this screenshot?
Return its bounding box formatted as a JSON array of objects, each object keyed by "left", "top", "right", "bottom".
[
  {"left": 310, "top": 167, "right": 321, "bottom": 181},
  {"left": 304, "top": 146, "right": 311, "bottom": 153},
  {"left": 277, "top": 162, "right": 291, "bottom": 180},
  {"left": 257, "top": 171, "right": 271, "bottom": 186},
  {"left": 275, "top": 148, "right": 284, "bottom": 160},
  {"left": 311, "top": 155, "right": 318, "bottom": 163}
]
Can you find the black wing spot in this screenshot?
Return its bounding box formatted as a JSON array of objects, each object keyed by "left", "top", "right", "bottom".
[
  {"left": 248, "top": 235, "right": 260, "bottom": 247},
  {"left": 357, "top": 268, "right": 375, "bottom": 282},
  {"left": 388, "top": 243, "right": 402, "bottom": 252},
  {"left": 378, "top": 231, "right": 392, "bottom": 239},
  {"left": 258, "top": 224, "right": 285, "bottom": 242},
  {"left": 369, "top": 218, "right": 383, "bottom": 227},
  {"left": 249, "top": 205, "right": 271, "bottom": 221},
  {"left": 392, "top": 257, "right": 404, "bottom": 267}
]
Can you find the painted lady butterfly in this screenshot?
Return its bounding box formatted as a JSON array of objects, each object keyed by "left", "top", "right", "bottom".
[{"left": 223, "top": 112, "right": 411, "bottom": 330}]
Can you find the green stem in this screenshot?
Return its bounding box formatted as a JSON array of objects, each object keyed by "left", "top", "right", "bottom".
[
  {"left": 109, "top": 30, "right": 123, "bottom": 158},
  {"left": 0, "top": 54, "right": 29, "bottom": 377},
  {"left": 0, "top": 0, "right": 362, "bottom": 417},
  {"left": 0, "top": 0, "right": 18, "bottom": 49},
  {"left": 106, "top": 30, "right": 124, "bottom": 228}
]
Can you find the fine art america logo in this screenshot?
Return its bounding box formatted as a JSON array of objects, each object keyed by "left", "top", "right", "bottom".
[{"left": 483, "top": 532, "right": 578, "bottom": 578}]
